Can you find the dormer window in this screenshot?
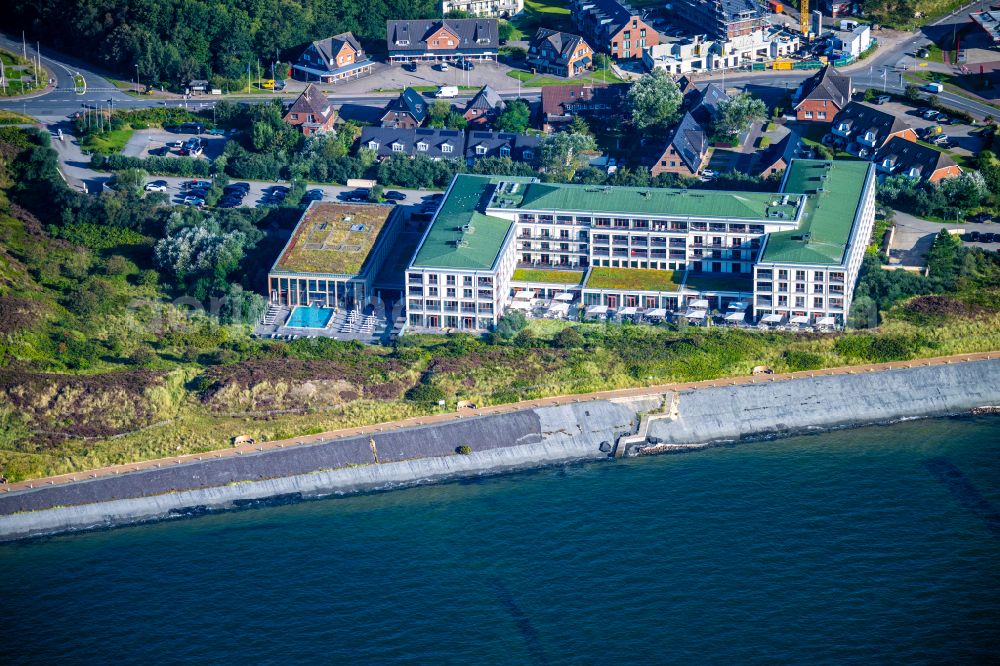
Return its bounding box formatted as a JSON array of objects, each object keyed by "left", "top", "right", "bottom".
[
  {"left": 523, "top": 149, "right": 534, "bottom": 160},
  {"left": 417, "top": 141, "right": 428, "bottom": 151},
  {"left": 864, "top": 131, "right": 876, "bottom": 142},
  {"left": 476, "top": 145, "right": 487, "bottom": 155},
  {"left": 499, "top": 146, "right": 510, "bottom": 157},
  {"left": 882, "top": 158, "right": 893, "bottom": 168},
  {"left": 907, "top": 167, "right": 920, "bottom": 178},
  {"left": 392, "top": 142, "right": 404, "bottom": 152},
  {"left": 442, "top": 143, "right": 453, "bottom": 153},
  {"left": 397, "top": 39, "right": 409, "bottom": 46},
  {"left": 368, "top": 141, "right": 379, "bottom": 150}
]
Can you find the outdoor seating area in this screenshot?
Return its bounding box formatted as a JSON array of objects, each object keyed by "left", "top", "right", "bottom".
[{"left": 253, "top": 301, "right": 396, "bottom": 343}]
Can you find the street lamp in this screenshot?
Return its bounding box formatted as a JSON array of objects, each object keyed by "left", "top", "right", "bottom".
[{"left": 135, "top": 64, "right": 140, "bottom": 93}]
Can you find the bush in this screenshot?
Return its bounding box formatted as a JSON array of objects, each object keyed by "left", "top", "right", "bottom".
[
  {"left": 834, "top": 333, "right": 917, "bottom": 363},
  {"left": 405, "top": 383, "right": 445, "bottom": 403},
  {"left": 553, "top": 327, "right": 584, "bottom": 348},
  {"left": 456, "top": 445, "right": 472, "bottom": 455},
  {"left": 782, "top": 349, "right": 824, "bottom": 371}
]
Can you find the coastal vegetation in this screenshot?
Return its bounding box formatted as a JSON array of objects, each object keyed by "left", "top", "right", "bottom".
[{"left": 0, "top": 126, "right": 999, "bottom": 482}]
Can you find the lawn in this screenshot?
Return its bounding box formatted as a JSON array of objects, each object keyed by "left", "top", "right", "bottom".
[
  {"left": 506, "top": 69, "right": 627, "bottom": 87},
  {"left": 0, "top": 110, "right": 36, "bottom": 125},
  {"left": 586, "top": 267, "right": 684, "bottom": 291},
  {"left": 512, "top": 268, "right": 585, "bottom": 284},
  {"left": 80, "top": 127, "right": 135, "bottom": 154},
  {"left": 0, "top": 48, "right": 46, "bottom": 97},
  {"left": 513, "top": 0, "right": 573, "bottom": 33}
]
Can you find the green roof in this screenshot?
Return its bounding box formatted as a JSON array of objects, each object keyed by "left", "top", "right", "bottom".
[
  {"left": 410, "top": 174, "right": 533, "bottom": 271},
  {"left": 497, "top": 181, "right": 801, "bottom": 220},
  {"left": 511, "top": 268, "right": 585, "bottom": 284},
  {"left": 272, "top": 203, "right": 396, "bottom": 277},
  {"left": 761, "top": 160, "right": 872, "bottom": 265},
  {"left": 586, "top": 268, "right": 684, "bottom": 292}
]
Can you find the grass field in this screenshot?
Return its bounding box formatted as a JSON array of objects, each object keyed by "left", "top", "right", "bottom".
[
  {"left": 587, "top": 268, "right": 684, "bottom": 291},
  {"left": 0, "top": 49, "right": 46, "bottom": 98},
  {"left": 513, "top": 0, "right": 573, "bottom": 33},
  {"left": 80, "top": 127, "right": 135, "bottom": 154},
  {"left": 512, "top": 268, "right": 585, "bottom": 284},
  {"left": 507, "top": 69, "right": 627, "bottom": 87},
  {"left": 0, "top": 110, "right": 36, "bottom": 125}
]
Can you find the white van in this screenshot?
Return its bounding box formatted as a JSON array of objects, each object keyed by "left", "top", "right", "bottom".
[
  {"left": 923, "top": 82, "right": 944, "bottom": 94},
  {"left": 436, "top": 85, "right": 458, "bottom": 98}
]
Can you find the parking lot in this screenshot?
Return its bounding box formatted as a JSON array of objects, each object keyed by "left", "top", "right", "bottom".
[
  {"left": 122, "top": 128, "right": 227, "bottom": 160},
  {"left": 875, "top": 99, "right": 983, "bottom": 157},
  {"left": 329, "top": 60, "right": 517, "bottom": 95}
]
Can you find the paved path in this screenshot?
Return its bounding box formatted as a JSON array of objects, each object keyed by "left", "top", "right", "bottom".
[{"left": 2, "top": 351, "right": 996, "bottom": 494}]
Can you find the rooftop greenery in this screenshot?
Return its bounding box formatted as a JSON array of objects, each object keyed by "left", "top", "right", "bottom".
[
  {"left": 586, "top": 268, "right": 684, "bottom": 292},
  {"left": 512, "top": 268, "right": 585, "bottom": 284}
]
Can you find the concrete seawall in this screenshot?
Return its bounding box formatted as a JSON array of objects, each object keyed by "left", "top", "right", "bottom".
[{"left": 1, "top": 360, "right": 998, "bottom": 542}]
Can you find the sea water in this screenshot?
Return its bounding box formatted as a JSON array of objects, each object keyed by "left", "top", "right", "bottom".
[{"left": 2, "top": 416, "right": 999, "bottom": 664}]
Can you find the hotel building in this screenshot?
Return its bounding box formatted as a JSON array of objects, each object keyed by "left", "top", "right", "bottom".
[{"left": 404, "top": 159, "right": 876, "bottom": 332}]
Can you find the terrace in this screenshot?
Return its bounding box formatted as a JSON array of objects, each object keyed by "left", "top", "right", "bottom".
[{"left": 273, "top": 202, "right": 396, "bottom": 277}]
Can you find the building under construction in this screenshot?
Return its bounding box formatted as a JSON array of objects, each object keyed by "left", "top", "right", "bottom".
[{"left": 674, "top": 0, "right": 768, "bottom": 41}]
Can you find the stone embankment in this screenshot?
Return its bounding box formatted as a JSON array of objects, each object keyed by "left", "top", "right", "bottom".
[{"left": 0, "top": 356, "right": 997, "bottom": 542}]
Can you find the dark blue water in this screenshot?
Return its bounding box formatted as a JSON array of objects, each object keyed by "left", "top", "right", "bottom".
[{"left": 3, "top": 417, "right": 1000, "bottom": 665}]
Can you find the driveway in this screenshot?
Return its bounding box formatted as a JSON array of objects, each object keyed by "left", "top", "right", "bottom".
[
  {"left": 122, "top": 128, "right": 226, "bottom": 160},
  {"left": 888, "top": 211, "right": 964, "bottom": 266}
]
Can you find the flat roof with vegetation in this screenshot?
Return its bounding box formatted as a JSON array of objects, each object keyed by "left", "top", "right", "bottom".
[
  {"left": 491, "top": 181, "right": 802, "bottom": 221},
  {"left": 586, "top": 268, "right": 684, "bottom": 292},
  {"left": 410, "top": 174, "right": 535, "bottom": 271},
  {"left": 761, "top": 160, "right": 873, "bottom": 266},
  {"left": 273, "top": 202, "right": 396, "bottom": 277},
  {"left": 511, "top": 268, "right": 585, "bottom": 284}
]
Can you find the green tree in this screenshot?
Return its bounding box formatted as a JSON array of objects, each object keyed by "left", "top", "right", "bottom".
[
  {"left": 427, "top": 100, "right": 452, "bottom": 128},
  {"left": 495, "top": 99, "right": 531, "bottom": 133},
  {"left": 625, "top": 69, "right": 682, "bottom": 133},
  {"left": 446, "top": 110, "right": 469, "bottom": 130},
  {"left": 713, "top": 93, "right": 767, "bottom": 140},
  {"left": 115, "top": 167, "right": 147, "bottom": 196},
  {"left": 537, "top": 131, "right": 597, "bottom": 180}
]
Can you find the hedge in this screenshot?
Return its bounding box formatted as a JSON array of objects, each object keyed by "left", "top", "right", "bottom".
[{"left": 91, "top": 153, "right": 211, "bottom": 177}]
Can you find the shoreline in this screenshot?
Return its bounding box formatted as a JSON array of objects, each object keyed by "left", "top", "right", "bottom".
[{"left": 0, "top": 357, "right": 998, "bottom": 542}]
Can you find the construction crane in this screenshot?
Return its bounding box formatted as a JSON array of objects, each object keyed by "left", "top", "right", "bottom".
[{"left": 800, "top": 0, "right": 809, "bottom": 37}]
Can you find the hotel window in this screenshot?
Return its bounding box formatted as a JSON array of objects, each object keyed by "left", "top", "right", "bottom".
[
  {"left": 795, "top": 297, "right": 805, "bottom": 308},
  {"left": 814, "top": 297, "right": 824, "bottom": 308},
  {"left": 428, "top": 274, "right": 438, "bottom": 285},
  {"left": 464, "top": 288, "right": 473, "bottom": 298},
  {"left": 446, "top": 275, "right": 456, "bottom": 285},
  {"left": 446, "top": 288, "right": 456, "bottom": 298},
  {"left": 428, "top": 286, "right": 438, "bottom": 297},
  {"left": 464, "top": 276, "right": 473, "bottom": 286}
]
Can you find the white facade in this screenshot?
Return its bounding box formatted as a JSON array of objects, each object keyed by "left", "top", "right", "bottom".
[
  {"left": 753, "top": 166, "right": 877, "bottom": 326},
  {"left": 441, "top": 0, "right": 523, "bottom": 18},
  {"left": 834, "top": 24, "right": 872, "bottom": 58},
  {"left": 643, "top": 28, "right": 799, "bottom": 74}
]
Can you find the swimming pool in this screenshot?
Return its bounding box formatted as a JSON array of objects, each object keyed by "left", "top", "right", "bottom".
[{"left": 286, "top": 305, "right": 335, "bottom": 328}]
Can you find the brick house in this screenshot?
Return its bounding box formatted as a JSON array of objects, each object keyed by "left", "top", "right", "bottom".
[
  {"left": 793, "top": 65, "right": 852, "bottom": 122},
  {"left": 380, "top": 88, "right": 428, "bottom": 128},
  {"left": 569, "top": 0, "right": 660, "bottom": 60},
  {"left": 527, "top": 28, "right": 594, "bottom": 77},
  {"left": 647, "top": 111, "right": 709, "bottom": 177},
  {"left": 386, "top": 19, "right": 499, "bottom": 64},
  {"left": 292, "top": 32, "right": 373, "bottom": 84},
  {"left": 873, "top": 136, "right": 962, "bottom": 182},
  {"left": 540, "top": 82, "right": 630, "bottom": 132},
  {"left": 282, "top": 84, "right": 337, "bottom": 136},
  {"left": 462, "top": 85, "right": 506, "bottom": 126},
  {"left": 827, "top": 101, "right": 917, "bottom": 159}
]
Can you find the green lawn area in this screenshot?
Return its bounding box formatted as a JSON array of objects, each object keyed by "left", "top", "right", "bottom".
[
  {"left": 0, "top": 110, "right": 36, "bottom": 125},
  {"left": 513, "top": 0, "right": 573, "bottom": 33},
  {"left": 81, "top": 127, "right": 135, "bottom": 154},
  {"left": 0, "top": 48, "right": 46, "bottom": 98},
  {"left": 506, "top": 69, "right": 627, "bottom": 87},
  {"left": 512, "top": 268, "right": 585, "bottom": 284},
  {"left": 586, "top": 267, "right": 684, "bottom": 292},
  {"left": 916, "top": 139, "right": 974, "bottom": 168},
  {"left": 684, "top": 272, "right": 754, "bottom": 294}
]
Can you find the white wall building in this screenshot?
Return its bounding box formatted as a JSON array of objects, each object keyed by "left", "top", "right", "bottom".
[
  {"left": 643, "top": 27, "right": 799, "bottom": 74},
  {"left": 441, "top": 0, "right": 523, "bottom": 18}
]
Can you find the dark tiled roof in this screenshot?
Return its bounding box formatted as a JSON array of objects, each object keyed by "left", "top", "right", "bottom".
[
  {"left": 690, "top": 82, "right": 731, "bottom": 125},
  {"left": 383, "top": 87, "right": 428, "bottom": 123},
  {"left": 541, "top": 82, "right": 629, "bottom": 118},
  {"left": 307, "top": 32, "right": 364, "bottom": 70},
  {"left": 832, "top": 101, "right": 911, "bottom": 146},
  {"left": 574, "top": 0, "right": 639, "bottom": 35},
  {"left": 873, "top": 136, "right": 959, "bottom": 180},
  {"left": 464, "top": 131, "right": 541, "bottom": 161},
  {"left": 665, "top": 111, "right": 707, "bottom": 172},
  {"left": 755, "top": 132, "right": 799, "bottom": 174},
  {"left": 529, "top": 28, "right": 588, "bottom": 66},
  {"left": 386, "top": 19, "right": 499, "bottom": 53},
  {"left": 796, "top": 64, "right": 852, "bottom": 108},
  {"left": 360, "top": 127, "right": 465, "bottom": 159},
  {"left": 285, "top": 84, "right": 335, "bottom": 124},
  {"left": 466, "top": 85, "right": 505, "bottom": 113}
]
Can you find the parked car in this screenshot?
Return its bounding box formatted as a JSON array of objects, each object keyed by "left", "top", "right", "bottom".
[
  {"left": 405, "top": 62, "right": 417, "bottom": 72},
  {"left": 149, "top": 146, "right": 170, "bottom": 157},
  {"left": 967, "top": 212, "right": 992, "bottom": 224},
  {"left": 206, "top": 128, "right": 226, "bottom": 136},
  {"left": 874, "top": 95, "right": 891, "bottom": 105},
  {"left": 438, "top": 62, "right": 449, "bottom": 72},
  {"left": 384, "top": 190, "right": 406, "bottom": 201},
  {"left": 932, "top": 134, "right": 949, "bottom": 146},
  {"left": 984, "top": 232, "right": 998, "bottom": 243},
  {"left": 922, "top": 108, "right": 939, "bottom": 120},
  {"left": 144, "top": 180, "right": 168, "bottom": 192},
  {"left": 182, "top": 196, "right": 205, "bottom": 207},
  {"left": 970, "top": 231, "right": 982, "bottom": 242},
  {"left": 228, "top": 182, "right": 251, "bottom": 191},
  {"left": 303, "top": 189, "right": 324, "bottom": 202},
  {"left": 456, "top": 58, "right": 475, "bottom": 71},
  {"left": 701, "top": 169, "right": 717, "bottom": 179},
  {"left": 341, "top": 189, "right": 370, "bottom": 202},
  {"left": 179, "top": 122, "right": 204, "bottom": 134}
]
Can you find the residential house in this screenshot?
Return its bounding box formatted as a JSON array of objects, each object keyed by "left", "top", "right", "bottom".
[
  {"left": 647, "top": 111, "right": 709, "bottom": 177},
  {"left": 463, "top": 85, "right": 506, "bottom": 126},
  {"left": 441, "top": 0, "right": 524, "bottom": 18},
  {"left": 834, "top": 23, "right": 872, "bottom": 58},
  {"left": 643, "top": 27, "right": 799, "bottom": 74},
  {"left": 292, "top": 32, "right": 373, "bottom": 84},
  {"left": 186, "top": 79, "right": 209, "bottom": 95},
  {"left": 970, "top": 10, "right": 1000, "bottom": 46},
  {"left": 360, "top": 127, "right": 465, "bottom": 160},
  {"left": 688, "top": 82, "right": 730, "bottom": 127},
  {"left": 873, "top": 137, "right": 962, "bottom": 182},
  {"left": 827, "top": 101, "right": 917, "bottom": 159},
  {"left": 568, "top": 0, "right": 660, "bottom": 60},
  {"left": 283, "top": 84, "right": 338, "bottom": 136},
  {"left": 753, "top": 132, "right": 805, "bottom": 177},
  {"left": 381, "top": 88, "right": 428, "bottom": 128},
  {"left": 793, "top": 64, "right": 852, "bottom": 122},
  {"left": 527, "top": 28, "right": 594, "bottom": 78},
  {"left": 386, "top": 19, "right": 499, "bottom": 64},
  {"left": 464, "top": 131, "right": 540, "bottom": 163},
  {"left": 540, "top": 82, "right": 630, "bottom": 132}
]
